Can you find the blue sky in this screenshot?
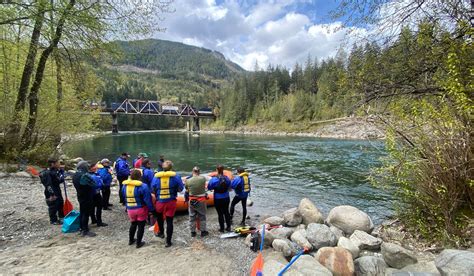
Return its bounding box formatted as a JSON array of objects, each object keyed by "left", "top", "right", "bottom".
[{"left": 153, "top": 0, "right": 367, "bottom": 70}]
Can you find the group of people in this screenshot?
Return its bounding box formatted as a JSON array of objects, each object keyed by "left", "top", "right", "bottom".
[{"left": 40, "top": 152, "right": 251, "bottom": 249}]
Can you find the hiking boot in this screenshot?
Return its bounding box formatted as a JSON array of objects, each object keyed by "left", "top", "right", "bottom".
[
  {"left": 108, "top": 203, "right": 114, "bottom": 207},
  {"left": 219, "top": 228, "right": 225, "bottom": 233},
  {"left": 97, "top": 222, "right": 108, "bottom": 227},
  {"left": 82, "top": 231, "right": 97, "bottom": 237},
  {"left": 103, "top": 207, "right": 110, "bottom": 211},
  {"left": 155, "top": 232, "right": 165, "bottom": 238},
  {"left": 91, "top": 220, "right": 97, "bottom": 224},
  {"left": 50, "top": 221, "right": 62, "bottom": 225},
  {"left": 225, "top": 226, "right": 232, "bottom": 232},
  {"left": 191, "top": 232, "right": 197, "bottom": 237},
  {"left": 240, "top": 221, "right": 246, "bottom": 226},
  {"left": 136, "top": 241, "right": 145, "bottom": 248},
  {"left": 201, "top": 231, "right": 209, "bottom": 237},
  {"left": 128, "top": 239, "right": 136, "bottom": 245},
  {"left": 165, "top": 241, "right": 172, "bottom": 248},
  {"left": 77, "top": 230, "right": 83, "bottom": 236}
]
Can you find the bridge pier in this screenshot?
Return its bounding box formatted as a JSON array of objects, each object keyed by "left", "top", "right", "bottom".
[
  {"left": 192, "top": 117, "right": 200, "bottom": 132},
  {"left": 186, "top": 120, "right": 191, "bottom": 131},
  {"left": 111, "top": 113, "right": 118, "bottom": 133}
]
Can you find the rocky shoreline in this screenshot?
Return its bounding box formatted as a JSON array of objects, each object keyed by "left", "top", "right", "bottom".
[{"left": 253, "top": 198, "right": 474, "bottom": 275}]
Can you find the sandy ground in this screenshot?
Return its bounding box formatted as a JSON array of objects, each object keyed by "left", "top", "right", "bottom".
[{"left": 0, "top": 176, "right": 257, "bottom": 275}]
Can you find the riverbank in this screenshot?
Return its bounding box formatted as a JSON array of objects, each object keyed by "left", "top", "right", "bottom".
[{"left": 202, "top": 117, "right": 385, "bottom": 140}]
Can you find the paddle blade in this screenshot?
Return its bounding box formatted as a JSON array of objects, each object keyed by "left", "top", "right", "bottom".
[
  {"left": 250, "top": 253, "right": 263, "bottom": 276},
  {"left": 153, "top": 221, "right": 160, "bottom": 234},
  {"left": 63, "top": 199, "right": 73, "bottom": 216}
]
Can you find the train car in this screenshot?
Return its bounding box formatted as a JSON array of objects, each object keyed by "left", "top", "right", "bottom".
[
  {"left": 110, "top": 102, "right": 121, "bottom": 110},
  {"left": 198, "top": 107, "right": 213, "bottom": 115},
  {"left": 161, "top": 105, "right": 180, "bottom": 115}
]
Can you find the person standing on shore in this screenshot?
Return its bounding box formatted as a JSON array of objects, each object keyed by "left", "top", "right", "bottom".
[
  {"left": 185, "top": 166, "right": 209, "bottom": 237},
  {"left": 151, "top": 160, "right": 184, "bottom": 247},
  {"left": 97, "top": 159, "right": 113, "bottom": 210},
  {"left": 115, "top": 153, "right": 131, "bottom": 205},
  {"left": 39, "top": 158, "right": 65, "bottom": 225},
  {"left": 90, "top": 164, "right": 107, "bottom": 227},
  {"left": 133, "top": 153, "right": 148, "bottom": 169},
  {"left": 73, "top": 161, "right": 96, "bottom": 237},
  {"left": 207, "top": 165, "right": 232, "bottom": 232},
  {"left": 123, "top": 169, "right": 155, "bottom": 248},
  {"left": 140, "top": 158, "right": 154, "bottom": 189},
  {"left": 230, "top": 167, "right": 251, "bottom": 226}
]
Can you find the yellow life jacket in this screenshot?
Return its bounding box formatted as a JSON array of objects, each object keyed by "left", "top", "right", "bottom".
[
  {"left": 154, "top": 171, "right": 176, "bottom": 200},
  {"left": 239, "top": 172, "right": 250, "bottom": 192},
  {"left": 123, "top": 179, "right": 143, "bottom": 207}
]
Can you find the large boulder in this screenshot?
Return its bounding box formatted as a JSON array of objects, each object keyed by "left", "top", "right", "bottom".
[
  {"left": 401, "top": 261, "right": 440, "bottom": 275},
  {"left": 381, "top": 242, "right": 417, "bottom": 269},
  {"left": 338, "top": 237, "right": 360, "bottom": 259},
  {"left": 354, "top": 256, "right": 387, "bottom": 276},
  {"left": 263, "top": 260, "right": 301, "bottom": 276},
  {"left": 306, "top": 223, "right": 337, "bottom": 249},
  {"left": 298, "top": 198, "right": 324, "bottom": 225},
  {"left": 327, "top": 205, "right": 374, "bottom": 235},
  {"left": 330, "top": 225, "right": 345, "bottom": 241},
  {"left": 290, "top": 230, "right": 313, "bottom": 250},
  {"left": 270, "top": 227, "right": 294, "bottom": 239},
  {"left": 264, "top": 216, "right": 285, "bottom": 226},
  {"left": 350, "top": 230, "right": 382, "bottom": 251},
  {"left": 283, "top": 208, "right": 303, "bottom": 226},
  {"left": 291, "top": 255, "right": 332, "bottom": 276},
  {"left": 435, "top": 249, "right": 474, "bottom": 276},
  {"left": 272, "top": 239, "right": 293, "bottom": 257},
  {"left": 263, "top": 229, "right": 275, "bottom": 246},
  {"left": 263, "top": 249, "right": 288, "bottom": 265},
  {"left": 315, "top": 247, "right": 355, "bottom": 276}
]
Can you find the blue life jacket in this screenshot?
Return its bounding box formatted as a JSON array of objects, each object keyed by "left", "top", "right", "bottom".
[
  {"left": 141, "top": 167, "right": 154, "bottom": 188},
  {"left": 122, "top": 179, "right": 154, "bottom": 211},
  {"left": 97, "top": 165, "right": 113, "bottom": 187},
  {"left": 92, "top": 173, "right": 103, "bottom": 192},
  {"left": 115, "top": 157, "right": 130, "bottom": 178},
  {"left": 208, "top": 176, "right": 231, "bottom": 199},
  {"left": 231, "top": 172, "right": 250, "bottom": 198},
  {"left": 151, "top": 171, "right": 184, "bottom": 203}
]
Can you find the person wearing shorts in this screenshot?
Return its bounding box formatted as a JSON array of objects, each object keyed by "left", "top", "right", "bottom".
[
  {"left": 123, "top": 169, "right": 155, "bottom": 248},
  {"left": 151, "top": 160, "right": 184, "bottom": 247}
]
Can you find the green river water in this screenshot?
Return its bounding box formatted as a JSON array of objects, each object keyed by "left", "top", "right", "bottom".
[{"left": 66, "top": 131, "right": 394, "bottom": 223}]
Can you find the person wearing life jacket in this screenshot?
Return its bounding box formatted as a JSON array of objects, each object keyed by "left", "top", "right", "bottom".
[
  {"left": 97, "top": 159, "right": 113, "bottom": 210},
  {"left": 207, "top": 164, "right": 232, "bottom": 232},
  {"left": 140, "top": 158, "right": 154, "bottom": 189},
  {"left": 115, "top": 152, "right": 131, "bottom": 205},
  {"left": 39, "top": 158, "right": 65, "bottom": 225},
  {"left": 230, "top": 167, "right": 251, "bottom": 226},
  {"left": 185, "top": 166, "right": 209, "bottom": 238},
  {"left": 90, "top": 164, "right": 107, "bottom": 227},
  {"left": 151, "top": 160, "right": 184, "bottom": 247},
  {"left": 73, "top": 161, "right": 96, "bottom": 237},
  {"left": 122, "top": 169, "right": 155, "bottom": 248}
]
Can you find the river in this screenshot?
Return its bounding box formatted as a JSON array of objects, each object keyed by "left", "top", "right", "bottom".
[{"left": 65, "top": 131, "right": 394, "bottom": 223}]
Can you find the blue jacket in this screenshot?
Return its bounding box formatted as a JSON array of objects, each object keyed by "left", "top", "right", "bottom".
[
  {"left": 115, "top": 157, "right": 130, "bottom": 178},
  {"left": 92, "top": 173, "right": 103, "bottom": 192},
  {"left": 141, "top": 167, "right": 154, "bottom": 188},
  {"left": 122, "top": 179, "right": 154, "bottom": 211},
  {"left": 208, "top": 176, "right": 231, "bottom": 199},
  {"left": 151, "top": 171, "right": 184, "bottom": 203},
  {"left": 231, "top": 172, "right": 251, "bottom": 198},
  {"left": 97, "top": 165, "right": 113, "bottom": 187}
]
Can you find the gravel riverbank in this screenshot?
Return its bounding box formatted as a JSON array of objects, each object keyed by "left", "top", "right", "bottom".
[{"left": 0, "top": 175, "right": 257, "bottom": 275}]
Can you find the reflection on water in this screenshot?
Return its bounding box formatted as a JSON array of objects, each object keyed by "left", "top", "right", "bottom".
[{"left": 66, "top": 131, "right": 394, "bottom": 223}]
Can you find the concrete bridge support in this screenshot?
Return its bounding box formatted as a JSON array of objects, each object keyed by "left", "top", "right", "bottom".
[
  {"left": 112, "top": 113, "right": 118, "bottom": 133},
  {"left": 192, "top": 117, "right": 200, "bottom": 131}
]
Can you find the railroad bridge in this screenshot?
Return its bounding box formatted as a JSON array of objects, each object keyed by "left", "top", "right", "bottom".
[{"left": 94, "top": 99, "right": 215, "bottom": 133}]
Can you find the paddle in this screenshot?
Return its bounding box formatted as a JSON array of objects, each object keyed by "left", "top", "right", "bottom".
[
  {"left": 63, "top": 181, "right": 73, "bottom": 216},
  {"left": 250, "top": 225, "right": 265, "bottom": 276},
  {"left": 277, "top": 247, "right": 309, "bottom": 276}
]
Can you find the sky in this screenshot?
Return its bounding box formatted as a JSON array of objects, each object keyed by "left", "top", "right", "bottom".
[{"left": 153, "top": 0, "right": 368, "bottom": 70}]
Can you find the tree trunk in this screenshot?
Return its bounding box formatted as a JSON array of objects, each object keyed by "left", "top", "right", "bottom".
[
  {"left": 55, "top": 52, "right": 63, "bottom": 113},
  {"left": 4, "top": 1, "right": 47, "bottom": 152},
  {"left": 21, "top": 0, "right": 76, "bottom": 150}
]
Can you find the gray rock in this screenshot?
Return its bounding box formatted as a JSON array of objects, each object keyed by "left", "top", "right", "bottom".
[
  {"left": 330, "top": 225, "right": 345, "bottom": 241},
  {"left": 263, "top": 249, "right": 288, "bottom": 265},
  {"left": 263, "top": 260, "right": 300, "bottom": 276},
  {"left": 283, "top": 208, "right": 303, "bottom": 226},
  {"left": 355, "top": 256, "right": 387, "bottom": 276},
  {"left": 296, "top": 224, "right": 306, "bottom": 231},
  {"left": 306, "top": 223, "right": 337, "bottom": 249},
  {"left": 392, "top": 272, "right": 438, "bottom": 276},
  {"left": 327, "top": 205, "right": 374, "bottom": 235},
  {"left": 0, "top": 172, "right": 8, "bottom": 178},
  {"left": 273, "top": 239, "right": 293, "bottom": 257},
  {"left": 70, "top": 157, "right": 84, "bottom": 163},
  {"left": 402, "top": 261, "right": 440, "bottom": 275},
  {"left": 264, "top": 216, "right": 285, "bottom": 226},
  {"left": 381, "top": 242, "right": 417, "bottom": 269},
  {"left": 316, "top": 247, "right": 355, "bottom": 276},
  {"left": 290, "top": 230, "right": 313, "bottom": 250},
  {"left": 435, "top": 249, "right": 474, "bottom": 276},
  {"left": 298, "top": 198, "right": 324, "bottom": 225},
  {"left": 380, "top": 228, "right": 406, "bottom": 242},
  {"left": 264, "top": 228, "right": 275, "bottom": 246},
  {"left": 14, "top": 171, "right": 32, "bottom": 178},
  {"left": 291, "top": 255, "right": 332, "bottom": 276},
  {"left": 270, "top": 227, "right": 294, "bottom": 239},
  {"left": 244, "top": 234, "right": 252, "bottom": 246},
  {"left": 350, "top": 230, "right": 382, "bottom": 251},
  {"left": 338, "top": 236, "right": 360, "bottom": 259}
]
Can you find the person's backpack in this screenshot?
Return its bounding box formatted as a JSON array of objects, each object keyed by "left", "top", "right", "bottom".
[
  {"left": 250, "top": 231, "right": 261, "bottom": 252},
  {"left": 39, "top": 169, "right": 50, "bottom": 186},
  {"left": 214, "top": 176, "right": 228, "bottom": 193}
]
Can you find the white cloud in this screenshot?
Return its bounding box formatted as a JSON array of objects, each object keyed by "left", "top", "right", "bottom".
[{"left": 152, "top": 0, "right": 369, "bottom": 70}]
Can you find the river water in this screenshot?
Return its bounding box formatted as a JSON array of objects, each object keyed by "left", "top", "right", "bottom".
[{"left": 66, "top": 131, "right": 394, "bottom": 223}]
